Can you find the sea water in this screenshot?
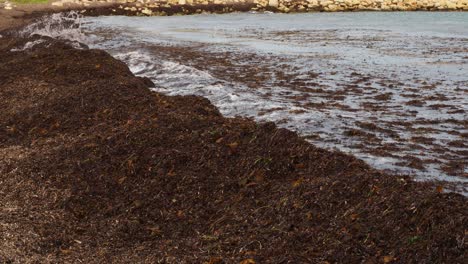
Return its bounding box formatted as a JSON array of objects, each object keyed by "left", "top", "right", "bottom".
[{"left": 79, "top": 12, "right": 467, "bottom": 193}]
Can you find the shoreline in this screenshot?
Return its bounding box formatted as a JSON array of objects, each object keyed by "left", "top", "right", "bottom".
[
  {"left": 1, "top": 0, "right": 467, "bottom": 31},
  {"left": 1, "top": 7, "right": 467, "bottom": 263}
]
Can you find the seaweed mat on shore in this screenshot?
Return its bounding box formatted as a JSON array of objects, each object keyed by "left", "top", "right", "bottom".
[{"left": 0, "top": 36, "right": 466, "bottom": 263}]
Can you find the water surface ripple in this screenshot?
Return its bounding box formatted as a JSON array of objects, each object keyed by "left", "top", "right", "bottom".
[{"left": 83, "top": 12, "right": 468, "bottom": 194}]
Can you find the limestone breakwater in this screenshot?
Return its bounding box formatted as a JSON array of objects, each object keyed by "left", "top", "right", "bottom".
[
  {"left": 68, "top": 0, "right": 468, "bottom": 13},
  {"left": 71, "top": 0, "right": 468, "bottom": 14},
  {"left": 3, "top": 0, "right": 465, "bottom": 14}
]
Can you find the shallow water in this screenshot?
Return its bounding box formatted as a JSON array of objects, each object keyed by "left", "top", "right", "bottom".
[{"left": 81, "top": 12, "right": 467, "bottom": 193}]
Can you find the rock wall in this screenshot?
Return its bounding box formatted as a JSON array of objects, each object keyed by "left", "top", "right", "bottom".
[
  {"left": 3, "top": 0, "right": 466, "bottom": 12},
  {"left": 263, "top": 0, "right": 468, "bottom": 11},
  {"left": 45, "top": 0, "right": 468, "bottom": 13},
  {"left": 1, "top": 0, "right": 463, "bottom": 14}
]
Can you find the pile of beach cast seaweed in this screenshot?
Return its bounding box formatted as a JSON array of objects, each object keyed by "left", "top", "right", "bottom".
[{"left": 0, "top": 34, "right": 466, "bottom": 263}]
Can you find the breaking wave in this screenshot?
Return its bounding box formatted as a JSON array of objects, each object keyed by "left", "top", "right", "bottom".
[{"left": 13, "top": 11, "right": 87, "bottom": 51}]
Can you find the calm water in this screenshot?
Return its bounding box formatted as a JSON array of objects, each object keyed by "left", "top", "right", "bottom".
[{"left": 82, "top": 12, "right": 468, "bottom": 193}]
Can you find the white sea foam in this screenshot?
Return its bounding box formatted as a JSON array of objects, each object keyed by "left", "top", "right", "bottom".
[
  {"left": 113, "top": 50, "right": 299, "bottom": 119},
  {"left": 17, "top": 11, "right": 86, "bottom": 49},
  {"left": 10, "top": 39, "right": 46, "bottom": 52}
]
